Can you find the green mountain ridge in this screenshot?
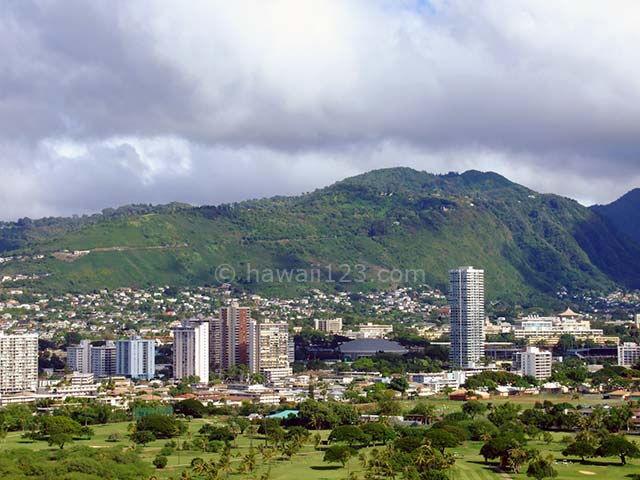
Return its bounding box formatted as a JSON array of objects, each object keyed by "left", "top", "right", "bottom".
[
  {"left": 1, "top": 167, "right": 639, "bottom": 303},
  {"left": 592, "top": 188, "right": 640, "bottom": 245}
]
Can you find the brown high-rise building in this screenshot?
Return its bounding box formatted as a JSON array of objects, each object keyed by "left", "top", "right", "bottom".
[{"left": 210, "top": 301, "right": 251, "bottom": 373}]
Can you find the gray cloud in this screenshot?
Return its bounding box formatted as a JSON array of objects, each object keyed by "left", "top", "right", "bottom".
[{"left": 1, "top": 0, "right": 639, "bottom": 219}]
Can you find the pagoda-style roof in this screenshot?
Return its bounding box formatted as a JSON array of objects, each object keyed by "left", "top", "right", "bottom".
[{"left": 559, "top": 307, "right": 581, "bottom": 317}]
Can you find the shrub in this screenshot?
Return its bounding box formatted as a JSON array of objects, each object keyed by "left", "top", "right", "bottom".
[{"left": 153, "top": 455, "right": 168, "bottom": 469}]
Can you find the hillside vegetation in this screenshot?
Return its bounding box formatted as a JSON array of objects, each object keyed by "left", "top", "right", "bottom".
[
  {"left": 1, "top": 168, "right": 639, "bottom": 303},
  {"left": 592, "top": 188, "right": 640, "bottom": 244}
]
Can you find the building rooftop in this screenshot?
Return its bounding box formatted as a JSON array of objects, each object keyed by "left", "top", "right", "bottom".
[{"left": 339, "top": 339, "right": 407, "bottom": 355}]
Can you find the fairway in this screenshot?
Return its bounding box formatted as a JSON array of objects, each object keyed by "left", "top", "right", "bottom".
[{"left": 3, "top": 395, "right": 640, "bottom": 480}]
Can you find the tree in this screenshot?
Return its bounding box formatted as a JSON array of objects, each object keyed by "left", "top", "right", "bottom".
[
  {"left": 199, "top": 424, "right": 235, "bottom": 443},
  {"left": 596, "top": 435, "right": 640, "bottom": 465},
  {"left": 562, "top": 439, "right": 596, "bottom": 463},
  {"left": 324, "top": 445, "right": 356, "bottom": 468},
  {"left": 313, "top": 433, "right": 322, "bottom": 450},
  {"left": 361, "top": 422, "right": 395, "bottom": 445},
  {"left": 49, "top": 433, "right": 73, "bottom": 449},
  {"left": 376, "top": 390, "right": 402, "bottom": 416},
  {"left": 604, "top": 406, "right": 632, "bottom": 433},
  {"left": 136, "top": 414, "right": 185, "bottom": 439},
  {"left": 239, "top": 444, "right": 257, "bottom": 473},
  {"left": 505, "top": 447, "right": 528, "bottom": 474},
  {"left": 0, "top": 404, "right": 35, "bottom": 431},
  {"left": 467, "top": 418, "right": 498, "bottom": 441},
  {"left": 40, "top": 416, "right": 82, "bottom": 449},
  {"left": 410, "top": 403, "right": 437, "bottom": 424},
  {"left": 462, "top": 400, "right": 487, "bottom": 419},
  {"left": 131, "top": 430, "right": 156, "bottom": 446},
  {"left": 173, "top": 399, "right": 206, "bottom": 418},
  {"left": 329, "top": 425, "right": 370, "bottom": 447},
  {"left": 226, "top": 416, "right": 251, "bottom": 434},
  {"left": 389, "top": 377, "right": 410, "bottom": 394},
  {"left": 527, "top": 454, "right": 558, "bottom": 480},
  {"left": 480, "top": 430, "right": 526, "bottom": 471},
  {"left": 217, "top": 445, "right": 233, "bottom": 476},
  {"left": 424, "top": 429, "right": 461, "bottom": 453},
  {"left": 153, "top": 455, "right": 168, "bottom": 469},
  {"left": 488, "top": 403, "right": 521, "bottom": 427},
  {"left": 298, "top": 400, "right": 339, "bottom": 430}
]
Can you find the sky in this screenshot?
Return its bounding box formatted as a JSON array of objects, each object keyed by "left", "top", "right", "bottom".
[{"left": 1, "top": 0, "right": 640, "bottom": 220}]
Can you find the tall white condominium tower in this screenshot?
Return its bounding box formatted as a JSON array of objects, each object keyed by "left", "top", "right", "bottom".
[
  {"left": 449, "top": 266, "right": 485, "bottom": 368},
  {"left": 116, "top": 337, "right": 156, "bottom": 380},
  {"left": 173, "top": 319, "right": 209, "bottom": 383},
  {"left": 0, "top": 331, "right": 38, "bottom": 394},
  {"left": 67, "top": 339, "right": 92, "bottom": 373},
  {"left": 249, "top": 321, "right": 292, "bottom": 383}
]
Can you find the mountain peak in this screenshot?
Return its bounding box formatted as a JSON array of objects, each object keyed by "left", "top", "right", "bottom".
[{"left": 332, "top": 167, "right": 527, "bottom": 198}]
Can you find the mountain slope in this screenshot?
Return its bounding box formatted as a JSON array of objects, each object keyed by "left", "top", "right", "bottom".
[
  {"left": 592, "top": 189, "right": 640, "bottom": 244},
  {"left": 1, "top": 168, "right": 640, "bottom": 302}
]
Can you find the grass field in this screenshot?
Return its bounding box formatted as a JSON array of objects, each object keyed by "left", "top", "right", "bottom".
[{"left": 2, "top": 395, "right": 640, "bottom": 479}]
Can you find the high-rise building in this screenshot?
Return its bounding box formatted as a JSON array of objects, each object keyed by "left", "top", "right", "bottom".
[
  {"left": 173, "top": 319, "right": 209, "bottom": 383},
  {"left": 249, "top": 321, "right": 292, "bottom": 382},
  {"left": 90, "top": 341, "right": 117, "bottom": 378},
  {"left": 67, "top": 339, "right": 92, "bottom": 374},
  {"left": 211, "top": 302, "right": 251, "bottom": 372},
  {"left": 116, "top": 337, "right": 155, "bottom": 380},
  {"left": 618, "top": 342, "right": 640, "bottom": 367},
  {"left": 209, "top": 317, "right": 223, "bottom": 373},
  {"left": 519, "top": 346, "right": 552, "bottom": 380},
  {"left": 0, "top": 331, "right": 38, "bottom": 394},
  {"left": 314, "top": 318, "right": 343, "bottom": 334},
  {"left": 449, "top": 266, "right": 485, "bottom": 368}
]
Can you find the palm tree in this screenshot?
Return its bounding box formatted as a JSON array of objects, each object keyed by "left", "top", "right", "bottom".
[
  {"left": 204, "top": 461, "right": 220, "bottom": 480},
  {"left": 179, "top": 471, "right": 194, "bottom": 480},
  {"left": 259, "top": 468, "right": 272, "bottom": 480},
  {"left": 259, "top": 445, "right": 277, "bottom": 465},
  {"left": 358, "top": 452, "right": 368, "bottom": 470},
  {"left": 312, "top": 432, "right": 322, "bottom": 450},
  {"left": 217, "top": 447, "right": 233, "bottom": 478},
  {"left": 238, "top": 443, "right": 258, "bottom": 473},
  {"left": 191, "top": 458, "right": 209, "bottom": 477},
  {"left": 415, "top": 444, "right": 438, "bottom": 470},
  {"left": 480, "top": 432, "right": 493, "bottom": 443},
  {"left": 506, "top": 447, "right": 528, "bottom": 474}
]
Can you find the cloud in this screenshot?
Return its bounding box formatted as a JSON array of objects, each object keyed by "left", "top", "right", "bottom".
[{"left": 1, "top": 0, "right": 639, "bottom": 219}]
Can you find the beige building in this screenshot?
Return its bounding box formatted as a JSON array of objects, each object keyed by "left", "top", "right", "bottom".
[
  {"left": 514, "top": 309, "right": 608, "bottom": 345},
  {"left": 314, "top": 318, "right": 343, "bottom": 334},
  {"left": 519, "top": 346, "right": 552, "bottom": 380},
  {"left": 249, "top": 321, "right": 292, "bottom": 381},
  {"left": 0, "top": 332, "right": 38, "bottom": 394},
  {"left": 172, "top": 319, "right": 209, "bottom": 383}
]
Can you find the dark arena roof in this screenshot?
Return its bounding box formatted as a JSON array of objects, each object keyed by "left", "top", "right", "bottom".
[{"left": 339, "top": 339, "right": 408, "bottom": 355}]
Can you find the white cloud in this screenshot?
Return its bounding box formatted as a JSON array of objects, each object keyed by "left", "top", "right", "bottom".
[{"left": 0, "top": 0, "right": 639, "bottom": 219}]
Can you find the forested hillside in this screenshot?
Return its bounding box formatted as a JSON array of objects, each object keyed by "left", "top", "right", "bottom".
[{"left": 1, "top": 168, "right": 639, "bottom": 303}]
